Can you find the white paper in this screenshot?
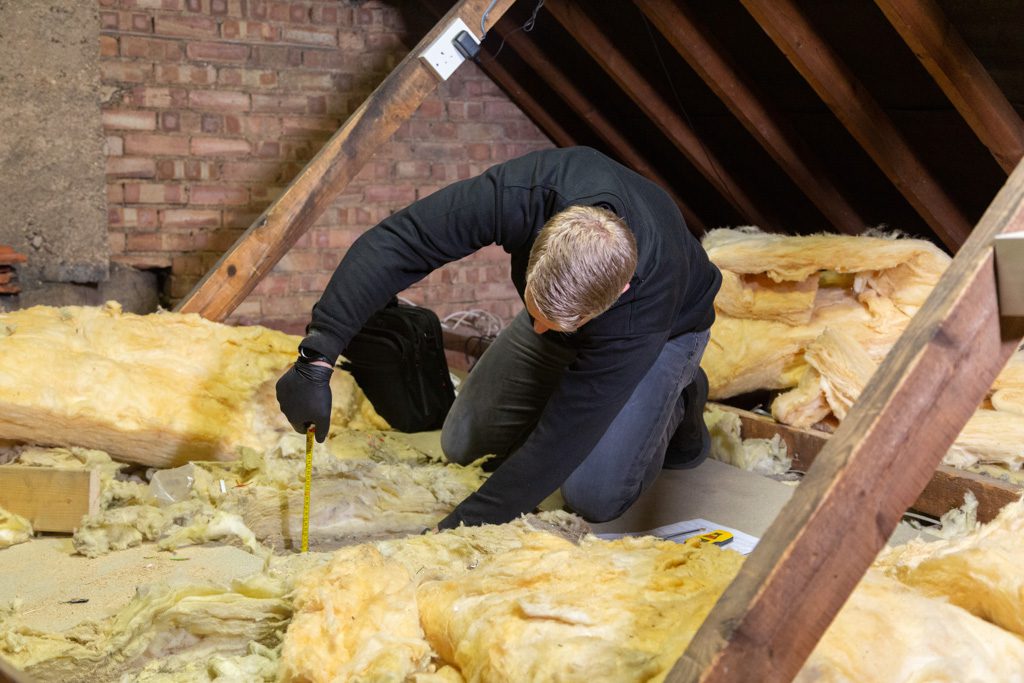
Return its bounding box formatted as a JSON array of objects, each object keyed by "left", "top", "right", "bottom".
[{"left": 596, "top": 518, "right": 759, "bottom": 555}]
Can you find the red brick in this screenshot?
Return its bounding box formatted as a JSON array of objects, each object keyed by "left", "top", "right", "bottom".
[
  {"left": 120, "top": 36, "right": 183, "bottom": 61},
  {"left": 467, "top": 143, "right": 491, "bottom": 161},
  {"left": 251, "top": 93, "right": 308, "bottom": 114},
  {"left": 123, "top": 183, "right": 186, "bottom": 204},
  {"left": 395, "top": 160, "right": 430, "bottom": 179},
  {"left": 281, "top": 26, "right": 336, "bottom": 47},
  {"left": 101, "top": 61, "right": 153, "bottom": 83},
  {"left": 280, "top": 115, "right": 336, "bottom": 136},
  {"left": 189, "top": 184, "right": 250, "bottom": 205},
  {"left": 100, "top": 11, "right": 118, "bottom": 29},
  {"left": 100, "top": 36, "right": 119, "bottom": 57},
  {"left": 129, "top": 86, "right": 188, "bottom": 109},
  {"left": 255, "top": 141, "right": 280, "bottom": 157},
  {"left": 160, "top": 112, "right": 180, "bottom": 132},
  {"left": 220, "top": 161, "right": 279, "bottom": 183},
  {"left": 160, "top": 209, "right": 221, "bottom": 228},
  {"left": 190, "top": 137, "right": 251, "bottom": 156},
  {"left": 107, "top": 183, "right": 124, "bottom": 204},
  {"left": 124, "top": 133, "right": 190, "bottom": 156},
  {"left": 186, "top": 42, "right": 250, "bottom": 63},
  {"left": 157, "top": 159, "right": 217, "bottom": 181},
  {"left": 105, "top": 136, "right": 124, "bottom": 156},
  {"left": 251, "top": 45, "right": 301, "bottom": 68},
  {"left": 189, "top": 90, "right": 250, "bottom": 112},
  {"left": 154, "top": 64, "right": 217, "bottom": 85},
  {"left": 109, "top": 231, "right": 127, "bottom": 255},
  {"left": 103, "top": 110, "right": 157, "bottom": 131},
  {"left": 154, "top": 15, "right": 217, "bottom": 38},
  {"left": 106, "top": 157, "right": 156, "bottom": 178},
  {"left": 221, "top": 20, "right": 277, "bottom": 41},
  {"left": 132, "top": 13, "right": 153, "bottom": 32},
  {"left": 126, "top": 232, "right": 163, "bottom": 252},
  {"left": 363, "top": 184, "right": 415, "bottom": 204}
]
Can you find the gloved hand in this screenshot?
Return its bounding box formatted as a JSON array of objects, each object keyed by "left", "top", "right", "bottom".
[{"left": 276, "top": 359, "right": 333, "bottom": 442}]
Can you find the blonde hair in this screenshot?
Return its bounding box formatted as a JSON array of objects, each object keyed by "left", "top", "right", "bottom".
[{"left": 525, "top": 205, "right": 637, "bottom": 331}]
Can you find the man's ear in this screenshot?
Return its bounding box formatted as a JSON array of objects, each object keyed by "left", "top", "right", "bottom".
[{"left": 622, "top": 282, "right": 630, "bottom": 294}]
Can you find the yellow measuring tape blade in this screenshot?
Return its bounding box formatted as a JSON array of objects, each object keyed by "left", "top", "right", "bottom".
[{"left": 301, "top": 427, "right": 313, "bottom": 553}]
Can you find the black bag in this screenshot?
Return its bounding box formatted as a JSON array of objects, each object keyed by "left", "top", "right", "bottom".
[{"left": 340, "top": 299, "right": 456, "bottom": 432}]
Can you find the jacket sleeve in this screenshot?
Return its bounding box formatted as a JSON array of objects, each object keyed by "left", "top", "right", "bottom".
[
  {"left": 437, "top": 331, "right": 667, "bottom": 528},
  {"left": 301, "top": 169, "right": 528, "bottom": 360}
]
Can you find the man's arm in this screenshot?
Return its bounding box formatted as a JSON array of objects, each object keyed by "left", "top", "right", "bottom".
[
  {"left": 437, "top": 332, "right": 666, "bottom": 528},
  {"left": 301, "top": 168, "right": 527, "bottom": 361}
]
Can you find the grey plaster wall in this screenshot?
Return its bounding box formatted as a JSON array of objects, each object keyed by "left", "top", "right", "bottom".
[{"left": 0, "top": 0, "right": 108, "bottom": 284}]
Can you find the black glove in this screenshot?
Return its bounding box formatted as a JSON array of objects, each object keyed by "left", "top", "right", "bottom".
[{"left": 276, "top": 358, "right": 333, "bottom": 442}]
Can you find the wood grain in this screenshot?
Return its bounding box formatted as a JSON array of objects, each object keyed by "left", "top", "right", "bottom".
[
  {"left": 635, "top": 0, "right": 864, "bottom": 235},
  {"left": 875, "top": 0, "right": 1024, "bottom": 174},
  {"left": 0, "top": 466, "right": 100, "bottom": 533},
  {"left": 672, "top": 154, "right": 1024, "bottom": 681},
  {"left": 741, "top": 0, "right": 973, "bottom": 251}
]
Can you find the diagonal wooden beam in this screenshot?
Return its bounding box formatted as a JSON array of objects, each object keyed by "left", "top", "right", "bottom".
[
  {"left": 175, "top": 0, "right": 517, "bottom": 321},
  {"left": 741, "top": 0, "right": 973, "bottom": 251},
  {"left": 493, "top": 21, "right": 707, "bottom": 235},
  {"left": 546, "top": 0, "right": 775, "bottom": 231},
  {"left": 875, "top": 0, "right": 1024, "bottom": 174},
  {"left": 671, "top": 157, "right": 1024, "bottom": 681},
  {"left": 635, "top": 0, "right": 866, "bottom": 235}
]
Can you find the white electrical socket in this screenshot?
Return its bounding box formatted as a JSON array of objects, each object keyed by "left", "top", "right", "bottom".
[{"left": 420, "top": 17, "right": 478, "bottom": 80}]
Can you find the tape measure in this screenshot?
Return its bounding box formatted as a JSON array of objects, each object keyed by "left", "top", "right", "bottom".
[
  {"left": 685, "top": 530, "right": 733, "bottom": 548},
  {"left": 301, "top": 426, "right": 314, "bottom": 553}
]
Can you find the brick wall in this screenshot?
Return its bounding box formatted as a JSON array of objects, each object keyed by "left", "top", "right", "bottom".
[{"left": 99, "top": 0, "right": 552, "bottom": 335}]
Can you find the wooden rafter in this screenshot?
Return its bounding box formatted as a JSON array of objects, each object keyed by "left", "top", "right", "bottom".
[
  {"left": 175, "top": 0, "right": 517, "bottom": 320},
  {"left": 875, "top": 0, "right": 1024, "bottom": 174},
  {"left": 635, "top": 0, "right": 866, "bottom": 235},
  {"left": 741, "top": 0, "right": 973, "bottom": 251},
  {"left": 673, "top": 157, "right": 1024, "bottom": 681},
  {"left": 547, "top": 0, "right": 775, "bottom": 231},
  {"left": 491, "top": 22, "right": 707, "bottom": 235}
]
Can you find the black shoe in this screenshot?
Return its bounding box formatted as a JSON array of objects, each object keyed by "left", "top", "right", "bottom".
[{"left": 663, "top": 367, "right": 710, "bottom": 470}]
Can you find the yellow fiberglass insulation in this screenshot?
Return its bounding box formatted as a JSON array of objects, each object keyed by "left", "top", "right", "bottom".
[
  {"left": 280, "top": 525, "right": 743, "bottom": 683},
  {"left": 0, "top": 302, "right": 385, "bottom": 467},
  {"left": 0, "top": 506, "right": 32, "bottom": 549},
  {"left": 770, "top": 327, "right": 1024, "bottom": 469},
  {"left": 878, "top": 496, "right": 1024, "bottom": 639},
  {"left": 701, "top": 227, "right": 950, "bottom": 400},
  {"left": 0, "top": 433, "right": 485, "bottom": 558},
  {"left": 7, "top": 505, "right": 1024, "bottom": 683}
]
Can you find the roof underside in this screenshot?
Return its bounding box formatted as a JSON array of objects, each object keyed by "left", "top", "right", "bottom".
[{"left": 414, "top": 0, "right": 1024, "bottom": 252}]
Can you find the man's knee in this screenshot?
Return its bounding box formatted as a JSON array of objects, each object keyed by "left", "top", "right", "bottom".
[
  {"left": 440, "top": 410, "right": 495, "bottom": 465},
  {"left": 561, "top": 482, "right": 639, "bottom": 523}
]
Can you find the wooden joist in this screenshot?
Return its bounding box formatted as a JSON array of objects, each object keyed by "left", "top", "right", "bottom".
[
  {"left": 175, "top": 0, "right": 518, "bottom": 321},
  {"left": 0, "top": 466, "right": 100, "bottom": 533},
  {"left": 740, "top": 0, "right": 974, "bottom": 251},
  {"left": 490, "top": 18, "right": 706, "bottom": 235},
  {"left": 875, "top": 0, "right": 1024, "bottom": 174},
  {"left": 635, "top": 0, "right": 866, "bottom": 236},
  {"left": 712, "top": 403, "right": 1022, "bottom": 524},
  {"left": 547, "top": 0, "right": 776, "bottom": 232},
  {"left": 673, "top": 155, "right": 1024, "bottom": 681}
]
